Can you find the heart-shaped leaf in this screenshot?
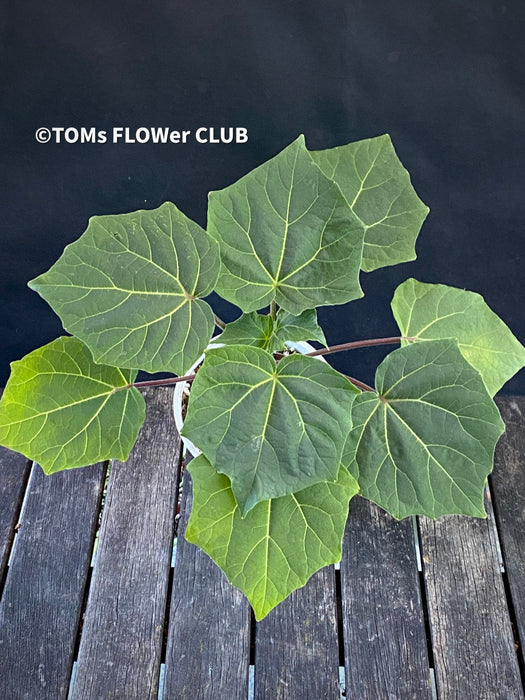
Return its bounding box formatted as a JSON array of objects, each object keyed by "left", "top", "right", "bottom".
[
  {"left": 29, "top": 202, "right": 220, "bottom": 375},
  {"left": 182, "top": 345, "right": 359, "bottom": 514},
  {"left": 218, "top": 308, "right": 326, "bottom": 354},
  {"left": 310, "top": 134, "right": 429, "bottom": 272},
  {"left": 185, "top": 454, "right": 359, "bottom": 620},
  {"left": 0, "top": 337, "right": 145, "bottom": 474},
  {"left": 208, "top": 135, "right": 365, "bottom": 315},
  {"left": 343, "top": 339, "right": 504, "bottom": 519},
  {"left": 392, "top": 278, "right": 525, "bottom": 396}
]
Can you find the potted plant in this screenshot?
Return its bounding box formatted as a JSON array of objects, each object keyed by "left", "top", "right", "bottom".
[{"left": 1, "top": 134, "right": 523, "bottom": 620}]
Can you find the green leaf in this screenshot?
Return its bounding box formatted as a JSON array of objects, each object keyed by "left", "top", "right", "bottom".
[
  {"left": 343, "top": 339, "right": 504, "bottom": 519},
  {"left": 218, "top": 308, "right": 326, "bottom": 354},
  {"left": 181, "top": 345, "right": 359, "bottom": 514},
  {"left": 0, "top": 337, "right": 145, "bottom": 474},
  {"left": 29, "top": 202, "right": 220, "bottom": 375},
  {"left": 392, "top": 278, "right": 525, "bottom": 396},
  {"left": 185, "top": 454, "right": 359, "bottom": 620},
  {"left": 218, "top": 312, "right": 274, "bottom": 349},
  {"left": 208, "top": 135, "right": 365, "bottom": 315},
  {"left": 274, "top": 308, "right": 327, "bottom": 350},
  {"left": 310, "top": 134, "right": 429, "bottom": 272}
]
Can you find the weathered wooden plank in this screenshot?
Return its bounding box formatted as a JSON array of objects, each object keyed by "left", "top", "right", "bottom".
[
  {"left": 162, "top": 466, "right": 251, "bottom": 700},
  {"left": 341, "top": 496, "right": 433, "bottom": 699},
  {"left": 0, "top": 446, "right": 30, "bottom": 583},
  {"left": 492, "top": 396, "right": 525, "bottom": 669},
  {"left": 71, "top": 387, "right": 181, "bottom": 700},
  {"left": 419, "top": 500, "right": 524, "bottom": 699},
  {"left": 0, "top": 460, "right": 105, "bottom": 700},
  {"left": 254, "top": 566, "right": 340, "bottom": 700}
]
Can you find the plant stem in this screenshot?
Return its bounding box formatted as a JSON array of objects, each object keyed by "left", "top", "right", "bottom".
[
  {"left": 120, "top": 373, "right": 196, "bottom": 391},
  {"left": 118, "top": 336, "right": 413, "bottom": 392},
  {"left": 345, "top": 375, "right": 375, "bottom": 392},
  {"left": 270, "top": 300, "right": 277, "bottom": 321},
  {"left": 214, "top": 314, "right": 226, "bottom": 330},
  {"left": 306, "top": 336, "right": 413, "bottom": 358}
]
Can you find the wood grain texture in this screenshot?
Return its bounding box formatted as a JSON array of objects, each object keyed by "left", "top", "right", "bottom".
[
  {"left": 0, "top": 461, "right": 105, "bottom": 700},
  {"left": 492, "top": 396, "right": 525, "bottom": 672},
  {"left": 341, "top": 496, "right": 433, "bottom": 699},
  {"left": 71, "top": 387, "right": 181, "bottom": 700},
  {"left": 254, "top": 565, "right": 340, "bottom": 700},
  {"left": 0, "top": 446, "right": 30, "bottom": 582},
  {"left": 419, "top": 498, "right": 524, "bottom": 699},
  {"left": 3, "top": 392, "right": 525, "bottom": 700},
  {"left": 162, "top": 467, "right": 251, "bottom": 700}
]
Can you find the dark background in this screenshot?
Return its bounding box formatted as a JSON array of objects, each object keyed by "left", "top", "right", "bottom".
[{"left": 2, "top": 0, "right": 524, "bottom": 392}]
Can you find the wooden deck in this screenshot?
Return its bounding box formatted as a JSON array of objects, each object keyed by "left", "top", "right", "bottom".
[{"left": 0, "top": 389, "right": 524, "bottom": 699}]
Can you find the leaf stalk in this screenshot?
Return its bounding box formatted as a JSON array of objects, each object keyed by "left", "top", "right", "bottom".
[
  {"left": 306, "top": 336, "right": 414, "bottom": 358},
  {"left": 120, "top": 336, "right": 412, "bottom": 392},
  {"left": 345, "top": 375, "right": 375, "bottom": 392},
  {"left": 120, "top": 373, "right": 196, "bottom": 391},
  {"left": 214, "top": 314, "right": 226, "bottom": 330}
]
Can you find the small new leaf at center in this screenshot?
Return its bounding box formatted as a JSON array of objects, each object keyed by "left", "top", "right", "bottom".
[{"left": 218, "top": 308, "right": 327, "bottom": 354}]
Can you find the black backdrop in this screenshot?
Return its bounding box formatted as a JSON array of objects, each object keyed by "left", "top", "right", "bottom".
[{"left": 2, "top": 0, "right": 524, "bottom": 392}]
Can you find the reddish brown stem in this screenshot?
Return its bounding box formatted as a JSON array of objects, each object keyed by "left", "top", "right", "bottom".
[
  {"left": 345, "top": 375, "right": 375, "bottom": 392},
  {"left": 121, "top": 373, "right": 196, "bottom": 390},
  {"left": 305, "top": 336, "right": 413, "bottom": 358},
  {"left": 120, "top": 336, "right": 412, "bottom": 392}
]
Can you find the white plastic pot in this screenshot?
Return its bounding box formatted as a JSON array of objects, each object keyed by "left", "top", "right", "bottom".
[{"left": 173, "top": 340, "right": 324, "bottom": 458}]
